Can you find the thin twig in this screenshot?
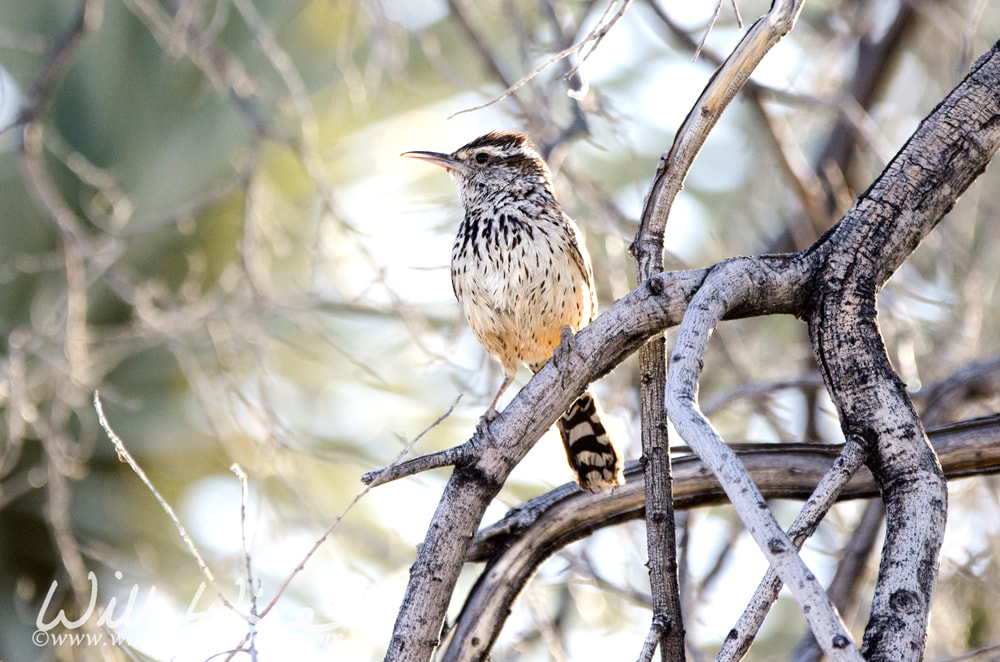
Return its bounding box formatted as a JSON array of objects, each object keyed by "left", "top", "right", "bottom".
[
  {"left": 93, "top": 391, "right": 248, "bottom": 619},
  {"left": 701, "top": 375, "right": 824, "bottom": 417},
  {"left": 360, "top": 397, "right": 465, "bottom": 487},
  {"left": 231, "top": 464, "right": 260, "bottom": 662},
  {"left": 362, "top": 444, "right": 474, "bottom": 487},
  {"left": 694, "top": 0, "right": 726, "bottom": 62},
  {"left": 636, "top": 614, "right": 669, "bottom": 662},
  {"left": 448, "top": 0, "right": 633, "bottom": 119},
  {"left": 730, "top": 0, "right": 743, "bottom": 29},
  {"left": 258, "top": 397, "right": 460, "bottom": 618},
  {"left": 564, "top": 0, "right": 633, "bottom": 80},
  {"left": 931, "top": 644, "right": 1000, "bottom": 662}
]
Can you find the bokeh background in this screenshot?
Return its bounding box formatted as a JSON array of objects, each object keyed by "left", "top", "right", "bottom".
[{"left": 2, "top": 0, "right": 1000, "bottom": 660}]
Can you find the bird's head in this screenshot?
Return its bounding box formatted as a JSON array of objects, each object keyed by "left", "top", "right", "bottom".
[{"left": 402, "top": 130, "right": 556, "bottom": 209}]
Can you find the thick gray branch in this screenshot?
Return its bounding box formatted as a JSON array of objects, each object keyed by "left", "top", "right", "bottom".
[
  {"left": 383, "top": 270, "right": 707, "bottom": 662},
  {"left": 806, "top": 40, "right": 1000, "bottom": 662},
  {"left": 666, "top": 260, "right": 863, "bottom": 660}
]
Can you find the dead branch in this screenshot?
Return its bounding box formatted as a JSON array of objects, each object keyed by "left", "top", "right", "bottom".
[
  {"left": 630, "top": 2, "right": 808, "bottom": 658},
  {"left": 440, "top": 415, "right": 1000, "bottom": 660}
]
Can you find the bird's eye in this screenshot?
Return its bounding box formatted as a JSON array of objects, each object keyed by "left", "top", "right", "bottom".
[{"left": 475, "top": 152, "right": 489, "bottom": 164}]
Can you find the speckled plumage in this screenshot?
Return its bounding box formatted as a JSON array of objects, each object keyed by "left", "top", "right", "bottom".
[{"left": 403, "top": 131, "right": 624, "bottom": 492}]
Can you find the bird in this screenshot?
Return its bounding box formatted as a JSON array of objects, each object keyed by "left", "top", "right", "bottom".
[{"left": 402, "top": 130, "right": 624, "bottom": 493}]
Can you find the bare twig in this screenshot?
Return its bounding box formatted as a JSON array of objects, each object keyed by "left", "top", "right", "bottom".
[
  {"left": 693, "top": 0, "right": 725, "bottom": 63},
  {"left": 701, "top": 375, "right": 824, "bottom": 417},
  {"left": 360, "top": 397, "right": 463, "bottom": 487},
  {"left": 919, "top": 357, "right": 1000, "bottom": 424},
  {"left": 258, "top": 397, "right": 460, "bottom": 618},
  {"left": 444, "top": 0, "right": 519, "bottom": 109},
  {"left": 362, "top": 444, "right": 473, "bottom": 488},
  {"left": 94, "top": 391, "right": 248, "bottom": 618},
  {"left": 18, "top": 124, "right": 95, "bottom": 253},
  {"left": 231, "top": 464, "right": 260, "bottom": 662},
  {"left": 931, "top": 644, "right": 1000, "bottom": 662},
  {"left": 637, "top": 615, "right": 670, "bottom": 662},
  {"left": 448, "top": 0, "right": 633, "bottom": 119},
  {"left": 729, "top": 0, "right": 743, "bottom": 29},
  {"left": 565, "top": 0, "right": 634, "bottom": 80}
]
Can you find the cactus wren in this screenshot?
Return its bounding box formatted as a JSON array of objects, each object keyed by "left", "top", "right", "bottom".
[{"left": 402, "top": 130, "right": 624, "bottom": 492}]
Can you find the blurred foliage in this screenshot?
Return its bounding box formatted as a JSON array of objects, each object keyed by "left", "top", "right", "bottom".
[{"left": 1, "top": 0, "right": 999, "bottom": 660}]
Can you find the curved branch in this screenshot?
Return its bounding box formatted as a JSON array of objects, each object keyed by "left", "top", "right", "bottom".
[
  {"left": 441, "top": 415, "right": 1000, "bottom": 660},
  {"left": 631, "top": 4, "right": 808, "bottom": 657},
  {"left": 807, "top": 40, "right": 1000, "bottom": 661},
  {"left": 386, "top": 256, "right": 816, "bottom": 661},
  {"left": 666, "top": 258, "right": 863, "bottom": 660},
  {"left": 383, "top": 268, "right": 708, "bottom": 662},
  {"left": 632, "top": 0, "right": 805, "bottom": 271}
]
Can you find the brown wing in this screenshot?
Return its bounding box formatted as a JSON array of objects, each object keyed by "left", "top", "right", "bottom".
[{"left": 562, "top": 212, "right": 598, "bottom": 323}]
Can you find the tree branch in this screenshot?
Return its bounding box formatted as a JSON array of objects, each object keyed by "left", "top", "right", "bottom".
[
  {"left": 807, "top": 40, "right": 1000, "bottom": 661},
  {"left": 384, "top": 266, "right": 708, "bottom": 662},
  {"left": 468, "top": 415, "right": 1000, "bottom": 560},
  {"left": 666, "top": 259, "right": 863, "bottom": 660},
  {"left": 439, "top": 415, "right": 1000, "bottom": 660},
  {"left": 789, "top": 499, "right": 886, "bottom": 662},
  {"left": 630, "top": 3, "right": 807, "bottom": 658},
  {"left": 715, "top": 438, "right": 868, "bottom": 661},
  {"left": 361, "top": 444, "right": 474, "bottom": 488}
]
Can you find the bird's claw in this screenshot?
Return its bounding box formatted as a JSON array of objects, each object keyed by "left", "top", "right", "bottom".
[
  {"left": 476, "top": 408, "right": 501, "bottom": 444},
  {"left": 552, "top": 325, "right": 582, "bottom": 388}
]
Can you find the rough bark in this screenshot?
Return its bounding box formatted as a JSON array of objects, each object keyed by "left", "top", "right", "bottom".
[
  {"left": 382, "top": 270, "right": 707, "bottom": 662},
  {"left": 666, "top": 258, "right": 865, "bottom": 660},
  {"left": 438, "top": 415, "right": 1000, "bottom": 661},
  {"left": 806, "top": 42, "right": 1000, "bottom": 660}
]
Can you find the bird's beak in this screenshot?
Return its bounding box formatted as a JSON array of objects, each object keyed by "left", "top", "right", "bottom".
[{"left": 401, "top": 150, "right": 469, "bottom": 175}]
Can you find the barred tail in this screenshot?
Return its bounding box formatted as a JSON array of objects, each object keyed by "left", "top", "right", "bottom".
[{"left": 557, "top": 392, "right": 624, "bottom": 493}]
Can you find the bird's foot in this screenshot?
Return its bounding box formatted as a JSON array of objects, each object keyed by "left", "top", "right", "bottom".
[
  {"left": 552, "top": 325, "right": 582, "bottom": 388},
  {"left": 476, "top": 408, "right": 501, "bottom": 444}
]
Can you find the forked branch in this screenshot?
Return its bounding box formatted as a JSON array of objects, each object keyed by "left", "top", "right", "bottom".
[
  {"left": 440, "top": 416, "right": 1000, "bottom": 659},
  {"left": 631, "top": 2, "right": 807, "bottom": 658}
]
